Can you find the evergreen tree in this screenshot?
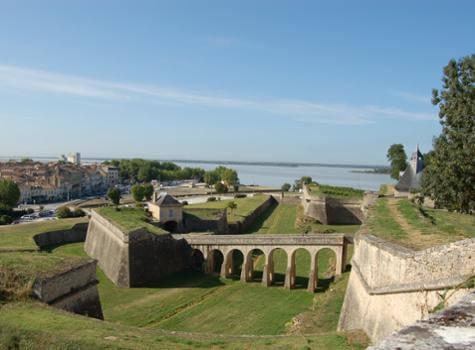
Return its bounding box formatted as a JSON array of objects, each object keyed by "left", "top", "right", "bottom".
[{"left": 422, "top": 55, "right": 475, "bottom": 213}]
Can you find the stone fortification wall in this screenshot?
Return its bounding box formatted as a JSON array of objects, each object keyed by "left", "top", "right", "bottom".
[
  {"left": 368, "top": 291, "right": 475, "bottom": 350},
  {"left": 84, "top": 211, "right": 130, "bottom": 287},
  {"left": 302, "top": 186, "right": 366, "bottom": 224},
  {"left": 84, "top": 210, "right": 191, "bottom": 287},
  {"left": 32, "top": 260, "right": 103, "bottom": 319},
  {"left": 183, "top": 209, "right": 228, "bottom": 234},
  {"left": 228, "top": 196, "right": 277, "bottom": 234},
  {"left": 33, "top": 222, "right": 88, "bottom": 248},
  {"left": 338, "top": 233, "right": 475, "bottom": 342},
  {"left": 128, "top": 229, "right": 191, "bottom": 286}
]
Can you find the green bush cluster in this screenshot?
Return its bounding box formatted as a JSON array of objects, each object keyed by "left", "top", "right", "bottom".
[{"left": 56, "top": 206, "right": 85, "bottom": 219}]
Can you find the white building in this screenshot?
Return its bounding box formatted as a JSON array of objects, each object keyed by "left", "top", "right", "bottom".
[{"left": 67, "top": 152, "right": 81, "bottom": 166}]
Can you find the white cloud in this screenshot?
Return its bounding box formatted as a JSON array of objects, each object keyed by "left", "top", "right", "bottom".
[
  {"left": 392, "top": 91, "right": 431, "bottom": 104},
  {"left": 0, "top": 64, "right": 437, "bottom": 125}
]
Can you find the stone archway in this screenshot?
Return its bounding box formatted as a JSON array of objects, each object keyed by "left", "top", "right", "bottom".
[
  {"left": 244, "top": 248, "right": 265, "bottom": 282},
  {"left": 291, "top": 248, "right": 312, "bottom": 289},
  {"left": 222, "top": 249, "right": 244, "bottom": 280},
  {"left": 316, "top": 247, "right": 338, "bottom": 292},
  {"left": 210, "top": 249, "right": 224, "bottom": 274},
  {"left": 191, "top": 249, "right": 205, "bottom": 271}
]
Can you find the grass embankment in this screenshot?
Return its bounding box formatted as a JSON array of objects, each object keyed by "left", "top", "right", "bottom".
[
  {"left": 0, "top": 303, "right": 364, "bottom": 350},
  {"left": 307, "top": 184, "right": 364, "bottom": 200},
  {"left": 0, "top": 217, "right": 87, "bottom": 250},
  {"left": 368, "top": 198, "right": 475, "bottom": 250},
  {"left": 49, "top": 241, "right": 366, "bottom": 349},
  {"left": 96, "top": 207, "right": 167, "bottom": 235},
  {"left": 185, "top": 195, "right": 270, "bottom": 223},
  {"left": 247, "top": 203, "right": 360, "bottom": 235}
]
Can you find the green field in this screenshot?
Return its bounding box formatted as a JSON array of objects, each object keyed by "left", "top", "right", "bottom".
[
  {"left": 0, "top": 302, "right": 365, "bottom": 350},
  {"left": 246, "top": 203, "right": 360, "bottom": 235},
  {"left": 307, "top": 184, "right": 364, "bottom": 200},
  {"left": 96, "top": 207, "right": 167, "bottom": 235},
  {"left": 0, "top": 209, "right": 368, "bottom": 349},
  {"left": 0, "top": 217, "right": 87, "bottom": 250},
  {"left": 368, "top": 198, "right": 475, "bottom": 249},
  {"left": 186, "top": 195, "right": 270, "bottom": 223}
]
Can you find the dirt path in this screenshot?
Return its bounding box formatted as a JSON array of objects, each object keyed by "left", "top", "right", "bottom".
[{"left": 386, "top": 198, "right": 444, "bottom": 250}]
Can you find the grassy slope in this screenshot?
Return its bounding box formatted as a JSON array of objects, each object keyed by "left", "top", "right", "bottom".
[
  {"left": 368, "top": 198, "right": 475, "bottom": 249},
  {"left": 307, "top": 184, "right": 364, "bottom": 200},
  {"left": 0, "top": 217, "right": 87, "bottom": 250},
  {"left": 186, "top": 195, "right": 270, "bottom": 223},
  {"left": 97, "top": 207, "right": 166, "bottom": 235},
  {"left": 0, "top": 303, "right": 364, "bottom": 350}
]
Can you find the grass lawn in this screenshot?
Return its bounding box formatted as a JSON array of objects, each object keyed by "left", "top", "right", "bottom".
[
  {"left": 186, "top": 195, "right": 270, "bottom": 223},
  {"left": 0, "top": 302, "right": 365, "bottom": 350},
  {"left": 307, "top": 184, "right": 364, "bottom": 200},
  {"left": 96, "top": 207, "right": 167, "bottom": 235},
  {"left": 184, "top": 207, "right": 224, "bottom": 220},
  {"left": 50, "top": 242, "right": 357, "bottom": 340},
  {"left": 368, "top": 198, "right": 475, "bottom": 249},
  {"left": 0, "top": 218, "right": 88, "bottom": 250}
]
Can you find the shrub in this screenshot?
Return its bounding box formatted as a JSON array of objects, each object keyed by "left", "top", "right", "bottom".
[
  {"left": 0, "top": 215, "right": 12, "bottom": 225},
  {"left": 207, "top": 197, "right": 216, "bottom": 202},
  {"left": 281, "top": 183, "right": 291, "bottom": 192},
  {"left": 56, "top": 206, "right": 72, "bottom": 218},
  {"left": 182, "top": 201, "right": 189, "bottom": 206},
  {"left": 72, "top": 208, "right": 85, "bottom": 217},
  {"left": 234, "top": 193, "right": 247, "bottom": 198},
  {"left": 214, "top": 182, "right": 228, "bottom": 194}
]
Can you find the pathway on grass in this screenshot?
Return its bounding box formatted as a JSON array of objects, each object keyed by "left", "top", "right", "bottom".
[{"left": 387, "top": 198, "right": 448, "bottom": 249}]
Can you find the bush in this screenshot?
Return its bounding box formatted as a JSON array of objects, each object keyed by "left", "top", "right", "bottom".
[
  {"left": 56, "top": 206, "right": 72, "bottom": 218},
  {"left": 234, "top": 193, "right": 247, "bottom": 198},
  {"left": 0, "top": 215, "right": 12, "bottom": 225},
  {"left": 281, "top": 183, "right": 291, "bottom": 192},
  {"left": 214, "top": 182, "right": 228, "bottom": 194},
  {"left": 72, "top": 208, "right": 85, "bottom": 217},
  {"left": 181, "top": 201, "right": 189, "bottom": 206},
  {"left": 207, "top": 197, "right": 216, "bottom": 202}
]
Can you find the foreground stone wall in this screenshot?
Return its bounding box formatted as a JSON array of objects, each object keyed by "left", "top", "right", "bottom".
[
  {"left": 302, "top": 186, "right": 365, "bottom": 225},
  {"left": 84, "top": 210, "right": 191, "bottom": 287},
  {"left": 183, "top": 209, "right": 228, "bottom": 234},
  {"left": 32, "top": 260, "right": 103, "bottom": 319},
  {"left": 338, "top": 233, "right": 475, "bottom": 342},
  {"left": 369, "top": 291, "right": 475, "bottom": 350}
]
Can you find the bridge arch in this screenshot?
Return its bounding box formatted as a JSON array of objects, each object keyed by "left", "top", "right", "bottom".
[
  {"left": 222, "top": 248, "right": 245, "bottom": 279},
  {"left": 191, "top": 249, "right": 205, "bottom": 271},
  {"left": 242, "top": 248, "right": 265, "bottom": 282},
  {"left": 315, "top": 247, "right": 339, "bottom": 292}
]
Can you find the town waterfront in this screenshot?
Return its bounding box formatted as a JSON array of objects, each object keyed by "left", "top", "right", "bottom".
[{"left": 0, "top": 157, "right": 391, "bottom": 191}]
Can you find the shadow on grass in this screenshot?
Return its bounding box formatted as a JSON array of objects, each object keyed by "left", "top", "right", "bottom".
[
  {"left": 137, "top": 270, "right": 226, "bottom": 289},
  {"left": 243, "top": 201, "right": 278, "bottom": 234}
]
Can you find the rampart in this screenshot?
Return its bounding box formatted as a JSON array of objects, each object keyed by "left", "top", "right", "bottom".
[
  {"left": 84, "top": 210, "right": 191, "bottom": 287},
  {"left": 338, "top": 232, "right": 475, "bottom": 342},
  {"left": 228, "top": 195, "right": 277, "bottom": 234},
  {"left": 302, "top": 186, "right": 367, "bottom": 224},
  {"left": 33, "top": 222, "right": 88, "bottom": 248},
  {"left": 183, "top": 208, "right": 228, "bottom": 233},
  {"left": 32, "top": 260, "right": 103, "bottom": 319}
]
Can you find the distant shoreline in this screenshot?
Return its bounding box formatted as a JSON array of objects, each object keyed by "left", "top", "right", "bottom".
[{"left": 0, "top": 156, "right": 386, "bottom": 170}]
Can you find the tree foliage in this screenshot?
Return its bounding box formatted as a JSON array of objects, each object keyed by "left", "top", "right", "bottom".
[
  {"left": 102, "top": 159, "right": 205, "bottom": 183},
  {"left": 387, "top": 144, "right": 408, "bottom": 180},
  {"left": 0, "top": 179, "right": 20, "bottom": 208},
  {"left": 227, "top": 200, "right": 237, "bottom": 214},
  {"left": 131, "top": 184, "right": 145, "bottom": 202},
  {"left": 204, "top": 166, "right": 239, "bottom": 188},
  {"left": 292, "top": 176, "right": 313, "bottom": 191},
  {"left": 107, "top": 187, "right": 121, "bottom": 206},
  {"left": 422, "top": 55, "right": 475, "bottom": 214},
  {"left": 214, "top": 182, "right": 228, "bottom": 194},
  {"left": 143, "top": 184, "right": 154, "bottom": 201},
  {"left": 281, "top": 183, "right": 291, "bottom": 192}
]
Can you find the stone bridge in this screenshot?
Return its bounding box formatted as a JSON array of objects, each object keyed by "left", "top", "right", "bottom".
[{"left": 174, "top": 233, "right": 349, "bottom": 292}]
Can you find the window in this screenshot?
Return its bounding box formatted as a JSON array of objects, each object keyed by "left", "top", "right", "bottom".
[{"left": 169, "top": 209, "right": 174, "bottom": 217}]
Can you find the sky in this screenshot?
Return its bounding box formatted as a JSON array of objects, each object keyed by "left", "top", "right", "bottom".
[{"left": 0, "top": 1, "right": 473, "bottom": 165}]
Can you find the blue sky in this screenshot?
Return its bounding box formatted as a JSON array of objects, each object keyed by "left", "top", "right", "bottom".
[{"left": 0, "top": 1, "right": 473, "bottom": 165}]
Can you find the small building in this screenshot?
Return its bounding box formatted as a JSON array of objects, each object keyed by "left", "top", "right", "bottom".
[
  {"left": 148, "top": 192, "right": 183, "bottom": 232},
  {"left": 395, "top": 145, "right": 424, "bottom": 196}
]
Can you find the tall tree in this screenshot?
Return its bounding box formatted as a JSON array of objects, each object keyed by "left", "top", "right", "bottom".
[
  {"left": 131, "top": 184, "right": 145, "bottom": 202},
  {"left": 107, "top": 187, "right": 121, "bottom": 207},
  {"left": 0, "top": 179, "right": 20, "bottom": 208},
  {"left": 143, "top": 184, "right": 154, "bottom": 201},
  {"left": 387, "top": 144, "right": 408, "bottom": 180},
  {"left": 422, "top": 55, "right": 475, "bottom": 214}
]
